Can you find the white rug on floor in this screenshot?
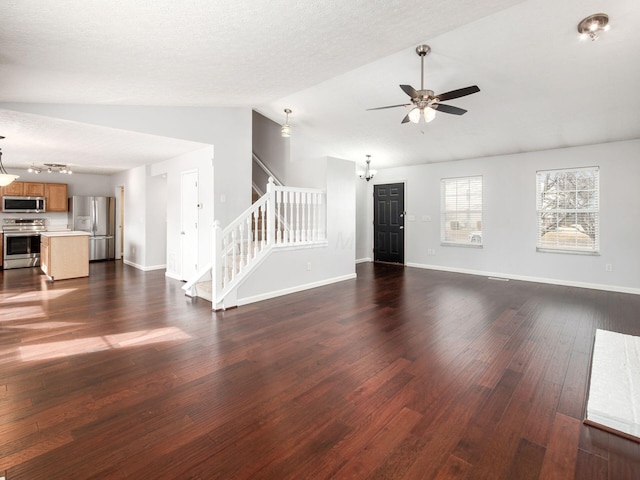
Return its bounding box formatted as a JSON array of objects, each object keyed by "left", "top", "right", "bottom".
[{"left": 585, "top": 329, "right": 640, "bottom": 441}]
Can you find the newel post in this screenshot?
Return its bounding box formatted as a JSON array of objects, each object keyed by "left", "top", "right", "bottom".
[
  {"left": 266, "top": 177, "right": 276, "bottom": 246},
  {"left": 212, "top": 220, "right": 223, "bottom": 299}
]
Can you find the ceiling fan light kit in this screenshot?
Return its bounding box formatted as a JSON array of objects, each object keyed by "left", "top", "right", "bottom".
[
  {"left": 367, "top": 45, "right": 480, "bottom": 125},
  {"left": 0, "top": 136, "right": 20, "bottom": 186},
  {"left": 578, "top": 13, "right": 610, "bottom": 41}
]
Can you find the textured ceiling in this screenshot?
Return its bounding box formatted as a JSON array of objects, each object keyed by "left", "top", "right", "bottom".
[{"left": 1, "top": 0, "right": 639, "bottom": 173}]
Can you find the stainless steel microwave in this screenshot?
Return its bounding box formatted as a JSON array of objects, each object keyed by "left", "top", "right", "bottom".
[{"left": 2, "top": 196, "right": 46, "bottom": 213}]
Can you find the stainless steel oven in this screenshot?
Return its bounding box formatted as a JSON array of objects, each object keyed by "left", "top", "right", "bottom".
[{"left": 2, "top": 218, "right": 47, "bottom": 269}]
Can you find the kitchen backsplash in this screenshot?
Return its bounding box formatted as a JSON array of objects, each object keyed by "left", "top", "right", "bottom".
[{"left": 0, "top": 211, "right": 70, "bottom": 230}]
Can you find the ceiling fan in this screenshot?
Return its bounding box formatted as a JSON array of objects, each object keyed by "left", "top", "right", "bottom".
[{"left": 367, "top": 44, "right": 480, "bottom": 124}]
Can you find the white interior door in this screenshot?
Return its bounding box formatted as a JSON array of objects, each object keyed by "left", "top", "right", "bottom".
[{"left": 181, "top": 170, "right": 199, "bottom": 281}]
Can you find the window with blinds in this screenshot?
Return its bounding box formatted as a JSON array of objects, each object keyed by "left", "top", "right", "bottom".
[
  {"left": 441, "top": 176, "right": 483, "bottom": 246},
  {"left": 536, "top": 166, "right": 599, "bottom": 253}
]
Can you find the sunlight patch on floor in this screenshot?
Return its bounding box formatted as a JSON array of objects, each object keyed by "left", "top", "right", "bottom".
[
  {"left": 13, "top": 327, "right": 192, "bottom": 362},
  {"left": 0, "top": 288, "right": 78, "bottom": 303},
  {"left": 0, "top": 306, "right": 47, "bottom": 322},
  {"left": 3, "top": 321, "right": 84, "bottom": 330}
]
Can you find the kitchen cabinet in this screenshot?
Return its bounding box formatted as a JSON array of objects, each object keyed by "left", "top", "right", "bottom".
[
  {"left": 45, "top": 183, "right": 68, "bottom": 212},
  {"left": 40, "top": 231, "right": 90, "bottom": 280},
  {"left": 0, "top": 233, "right": 3, "bottom": 269},
  {"left": 1, "top": 181, "right": 25, "bottom": 196},
  {"left": 24, "top": 182, "right": 45, "bottom": 196},
  {"left": 1, "top": 181, "right": 68, "bottom": 212}
]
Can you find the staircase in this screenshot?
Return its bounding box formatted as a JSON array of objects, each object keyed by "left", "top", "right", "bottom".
[{"left": 183, "top": 177, "right": 327, "bottom": 309}]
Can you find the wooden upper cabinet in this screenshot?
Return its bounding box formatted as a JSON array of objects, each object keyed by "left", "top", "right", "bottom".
[
  {"left": 45, "top": 183, "right": 68, "bottom": 212},
  {"left": 1, "top": 181, "right": 24, "bottom": 196},
  {"left": 24, "top": 182, "right": 46, "bottom": 196},
  {"left": 1, "top": 181, "right": 68, "bottom": 212}
]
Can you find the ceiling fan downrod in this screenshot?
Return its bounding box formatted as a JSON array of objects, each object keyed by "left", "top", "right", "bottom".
[{"left": 416, "top": 44, "right": 431, "bottom": 92}]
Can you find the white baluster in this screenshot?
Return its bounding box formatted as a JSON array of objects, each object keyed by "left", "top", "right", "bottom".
[
  {"left": 302, "top": 192, "right": 307, "bottom": 243},
  {"left": 262, "top": 204, "right": 266, "bottom": 248},
  {"left": 252, "top": 209, "right": 258, "bottom": 255},
  {"left": 245, "top": 223, "right": 250, "bottom": 266},
  {"left": 293, "top": 191, "right": 298, "bottom": 243},
  {"left": 267, "top": 178, "right": 275, "bottom": 246},
  {"left": 285, "top": 191, "right": 291, "bottom": 244},
  {"left": 232, "top": 229, "right": 238, "bottom": 280},
  {"left": 276, "top": 189, "right": 282, "bottom": 245}
]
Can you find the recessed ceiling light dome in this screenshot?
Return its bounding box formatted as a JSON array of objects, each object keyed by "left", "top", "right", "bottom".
[{"left": 578, "top": 13, "right": 610, "bottom": 41}]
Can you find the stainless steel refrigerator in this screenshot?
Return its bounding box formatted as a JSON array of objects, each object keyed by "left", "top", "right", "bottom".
[{"left": 68, "top": 196, "right": 116, "bottom": 261}]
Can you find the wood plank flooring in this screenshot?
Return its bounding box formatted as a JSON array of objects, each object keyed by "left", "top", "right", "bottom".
[{"left": 1, "top": 261, "right": 639, "bottom": 479}]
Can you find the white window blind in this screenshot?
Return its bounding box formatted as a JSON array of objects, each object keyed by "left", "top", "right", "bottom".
[
  {"left": 536, "top": 166, "right": 599, "bottom": 253},
  {"left": 441, "top": 176, "right": 483, "bottom": 246}
]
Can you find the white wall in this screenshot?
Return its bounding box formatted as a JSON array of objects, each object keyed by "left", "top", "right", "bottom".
[
  {"left": 252, "top": 111, "right": 288, "bottom": 186},
  {"left": 111, "top": 165, "right": 147, "bottom": 268},
  {"left": 358, "top": 139, "right": 640, "bottom": 293},
  {"left": 145, "top": 172, "right": 167, "bottom": 268},
  {"left": 252, "top": 110, "right": 327, "bottom": 190},
  {"left": 355, "top": 170, "right": 372, "bottom": 262},
  {"left": 150, "top": 146, "right": 214, "bottom": 279},
  {"left": 236, "top": 156, "right": 356, "bottom": 303}
]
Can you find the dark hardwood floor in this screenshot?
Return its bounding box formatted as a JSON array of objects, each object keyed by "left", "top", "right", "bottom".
[{"left": 1, "top": 261, "right": 639, "bottom": 479}]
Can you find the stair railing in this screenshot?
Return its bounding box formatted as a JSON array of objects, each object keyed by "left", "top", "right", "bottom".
[{"left": 213, "top": 177, "right": 326, "bottom": 305}]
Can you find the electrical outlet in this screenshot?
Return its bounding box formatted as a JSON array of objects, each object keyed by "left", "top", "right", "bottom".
[
  {"left": 422, "top": 215, "right": 432, "bottom": 222},
  {"left": 307, "top": 261, "right": 312, "bottom": 271},
  {"left": 605, "top": 264, "right": 613, "bottom": 272}
]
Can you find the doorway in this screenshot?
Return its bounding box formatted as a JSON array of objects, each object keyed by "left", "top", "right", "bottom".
[
  {"left": 373, "top": 183, "right": 405, "bottom": 264},
  {"left": 181, "top": 170, "right": 199, "bottom": 281}
]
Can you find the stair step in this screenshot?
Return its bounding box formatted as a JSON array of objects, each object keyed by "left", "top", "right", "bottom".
[{"left": 195, "top": 280, "right": 212, "bottom": 302}]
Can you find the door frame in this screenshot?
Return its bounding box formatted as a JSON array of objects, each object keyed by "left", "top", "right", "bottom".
[
  {"left": 370, "top": 179, "right": 407, "bottom": 265},
  {"left": 180, "top": 169, "right": 199, "bottom": 281}
]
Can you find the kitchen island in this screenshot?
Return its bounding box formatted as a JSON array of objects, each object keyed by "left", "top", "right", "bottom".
[{"left": 40, "top": 231, "right": 90, "bottom": 280}]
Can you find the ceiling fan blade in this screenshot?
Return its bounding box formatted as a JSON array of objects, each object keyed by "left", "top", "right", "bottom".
[
  {"left": 435, "top": 85, "right": 480, "bottom": 102},
  {"left": 401, "top": 112, "right": 412, "bottom": 124},
  {"left": 400, "top": 84, "right": 419, "bottom": 98},
  {"left": 433, "top": 103, "right": 467, "bottom": 115},
  {"left": 366, "top": 103, "right": 411, "bottom": 111}
]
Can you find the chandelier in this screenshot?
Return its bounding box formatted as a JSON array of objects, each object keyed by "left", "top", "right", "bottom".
[
  {"left": 0, "top": 136, "right": 20, "bottom": 187},
  {"left": 357, "top": 155, "right": 377, "bottom": 182}
]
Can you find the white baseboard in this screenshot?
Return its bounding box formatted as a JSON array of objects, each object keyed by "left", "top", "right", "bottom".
[
  {"left": 165, "top": 271, "right": 182, "bottom": 281},
  {"left": 123, "top": 259, "right": 166, "bottom": 272},
  {"left": 237, "top": 273, "right": 357, "bottom": 307},
  {"left": 405, "top": 262, "right": 640, "bottom": 295},
  {"left": 356, "top": 257, "right": 372, "bottom": 264}
]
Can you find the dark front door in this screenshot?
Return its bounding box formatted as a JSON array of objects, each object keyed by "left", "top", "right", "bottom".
[{"left": 373, "top": 183, "right": 405, "bottom": 264}]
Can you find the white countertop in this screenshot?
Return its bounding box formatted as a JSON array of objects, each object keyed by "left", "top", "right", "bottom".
[{"left": 40, "top": 231, "right": 91, "bottom": 237}]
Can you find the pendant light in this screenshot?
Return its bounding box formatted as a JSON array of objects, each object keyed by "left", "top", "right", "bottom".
[
  {"left": 0, "top": 136, "right": 20, "bottom": 187},
  {"left": 281, "top": 108, "right": 292, "bottom": 137}
]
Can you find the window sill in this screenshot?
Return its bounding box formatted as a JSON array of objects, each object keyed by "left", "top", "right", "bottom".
[
  {"left": 441, "top": 242, "right": 483, "bottom": 249},
  {"left": 536, "top": 247, "right": 600, "bottom": 256}
]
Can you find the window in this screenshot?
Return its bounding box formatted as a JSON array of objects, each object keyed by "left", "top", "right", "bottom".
[
  {"left": 536, "top": 166, "right": 599, "bottom": 253},
  {"left": 441, "top": 176, "right": 483, "bottom": 246}
]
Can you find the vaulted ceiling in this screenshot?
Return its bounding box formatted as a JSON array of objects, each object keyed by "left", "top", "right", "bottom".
[{"left": 1, "top": 0, "right": 639, "bottom": 173}]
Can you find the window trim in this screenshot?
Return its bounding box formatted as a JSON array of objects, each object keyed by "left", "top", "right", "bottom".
[
  {"left": 440, "top": 175, "right": 483, "bottom": 248},
  {"left": 535, "top": 166, "right": 599, "bottom": 254}
]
